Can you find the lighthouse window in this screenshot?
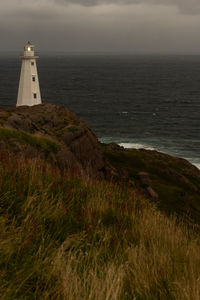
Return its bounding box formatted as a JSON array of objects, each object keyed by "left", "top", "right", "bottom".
[
  {"left": 33, "top": 93, "right": 37, "bottom": 99},
  {"left": 31, "top": 62, "right": 34, "bottom": 66},
  {"left": 32, "top": 76, "right": 36, "bottom": 82}
]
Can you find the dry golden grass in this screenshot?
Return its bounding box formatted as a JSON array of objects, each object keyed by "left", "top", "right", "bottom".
[{"left": 0, "top": 154, "right": 200, "bottom": 299}]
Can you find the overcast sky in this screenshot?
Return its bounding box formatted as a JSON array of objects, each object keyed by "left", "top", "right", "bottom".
[{"left": 1, "top": 0, "right": 200, "bottom": 53}]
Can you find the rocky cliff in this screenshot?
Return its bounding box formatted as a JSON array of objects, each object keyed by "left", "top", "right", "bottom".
[
  {"left": 0, "top": 103, "right": 105, "bottom": 178},
  {"left": 103, "top": 144, "right": 200, "bottom": 225},
  {"left": 0, "top": 102, "right": 200, "bottom": 225}
]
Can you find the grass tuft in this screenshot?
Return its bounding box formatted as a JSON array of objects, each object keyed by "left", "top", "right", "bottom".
[
  {"left": 0, "top": 127, "right": 60, "bottom": 155},
  {"left": 0, "top": 151, "right": 200, "bottom": 299}
]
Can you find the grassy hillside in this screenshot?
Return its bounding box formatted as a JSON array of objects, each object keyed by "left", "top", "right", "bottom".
[
  {"left": 0, "top": 127, "right": 60, "bottom": 156},
  {"left": 0, "top": 150, "right": 200, "bottom": 300},
  {"left": 103, "top": 145, "right": 200, "bottom": 225}
]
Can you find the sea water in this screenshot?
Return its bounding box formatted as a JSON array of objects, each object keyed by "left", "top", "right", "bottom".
[{"left": 0, "top": 53, "right": 200, "bottom": 168}]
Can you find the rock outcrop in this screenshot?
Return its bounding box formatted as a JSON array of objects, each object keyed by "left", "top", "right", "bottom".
[
  {"left": 102, "top": 145, "right": 200, "bottom": 225},
  {"left": 0, "top": 102, "right": 200, "bottom": 225},
  {"left": 0, "top": 103, "right": 105, "bottom": 179}
]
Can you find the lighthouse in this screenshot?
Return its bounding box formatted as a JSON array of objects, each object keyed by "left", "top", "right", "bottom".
[{"left": 17, "top": 42, "right": 42, "bottom": 107}]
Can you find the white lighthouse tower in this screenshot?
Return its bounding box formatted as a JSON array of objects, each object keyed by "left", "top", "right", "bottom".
[{"left": 17, "top": 42, "right": 42, "bottom": 107}]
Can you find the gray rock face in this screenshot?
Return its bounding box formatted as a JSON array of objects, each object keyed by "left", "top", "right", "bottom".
[{"left": 0, "top": 103, "right": 105, "bottom": 179}]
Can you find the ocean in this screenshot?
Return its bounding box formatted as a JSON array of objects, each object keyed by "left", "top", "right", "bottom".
[{"left": 0, "top": 53, "right": 200, "bottom": 168}]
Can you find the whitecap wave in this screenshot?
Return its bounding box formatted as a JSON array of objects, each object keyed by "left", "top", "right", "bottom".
[
  {"left": 119, "top": 143, "right": 155, "bottom": 151},
  {"left": 192, "top": 163, "right": 200, "bottom": 170},
  {"left": 120, "top": 143, "right": 200, "bottom": 170}
]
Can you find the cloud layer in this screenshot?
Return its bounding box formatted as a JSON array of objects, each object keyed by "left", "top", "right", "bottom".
[
  {"left": 56, "top": 0, "right": 200, "bottom": 14},
  {"left": 0, "top": 0, "right": 200, "bottom": 53}
]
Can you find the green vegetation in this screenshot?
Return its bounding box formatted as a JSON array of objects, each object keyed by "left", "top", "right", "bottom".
[
  {"left": 103, "top": 145, "right": 200, "bottom": 224},
  {"left": 0, "top": 127, "right": 60, "bottom": 156},
  {"left": 0, "top": 151, "right": 200, "bottom": 299}
]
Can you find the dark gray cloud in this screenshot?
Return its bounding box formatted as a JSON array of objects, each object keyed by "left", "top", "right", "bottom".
[
  {"left": 56, "top": 0, "right": 200, "bottom": 14},
  {"left": 0, "top": 0, "right": 200, "bottom": 53},
  {"left": 56, "top": 0, "right": 137, "bottom": 6}
]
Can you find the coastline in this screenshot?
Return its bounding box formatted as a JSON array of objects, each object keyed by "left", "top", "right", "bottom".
[{"left": 99, "top": 137, "right": 200, "bottom": 170}]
